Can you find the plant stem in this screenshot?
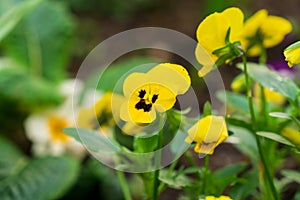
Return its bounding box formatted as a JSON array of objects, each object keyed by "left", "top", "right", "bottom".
[
  {"left": 260, "top": 85, "right": 268, "bottom": 125},
  {"left": 202, "top": 155, "right": 210, "bottom": 194},
  {"left": 117, "top": 170, "right": 132, "bottom": 200},
  {"left": 158, "top": 157, "right": 179, "bottom": 194},
  {"left": 153, "top": 116, "right": 165, "bottom": 200},
  {"left": 242, "top": 55, "right": 279, "bottom": 200}
]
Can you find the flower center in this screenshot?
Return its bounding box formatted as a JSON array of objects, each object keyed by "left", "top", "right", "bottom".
[
  {"left": 135, "top": 89, "right": 159, "bottom": 112},
  {"left": 48, "top": 116, "right": 69, "bottom": 142}
]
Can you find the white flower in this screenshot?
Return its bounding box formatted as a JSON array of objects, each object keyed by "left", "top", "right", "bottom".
[{"left": 24, "top": 79, "right": 93, "bottom": 158}]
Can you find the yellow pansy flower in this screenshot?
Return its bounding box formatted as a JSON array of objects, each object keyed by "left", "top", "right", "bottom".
[
  {"left": 284, "top": 41, "right": 300, "bottom": 67},
  {"left": 241, "top": 9, "right": 292, "bottom": 56},
  {"left": 185, "top": 115, "right": 228, "bottom": 155},
  {"left": 195, "top": 7, "right": 244, "bottom": 77},
  {"left": 254, "top": 83, "right": 286, "bottom": 106},
  {"left": 199, "top": 195, "right": 232, "bottom": 200},
  {"left": 120, "top": 63, "right": 191, "bottom": 124}
]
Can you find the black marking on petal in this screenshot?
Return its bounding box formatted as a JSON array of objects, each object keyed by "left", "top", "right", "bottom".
[
  {"left": 138, "top": 90, "right": 146, "bottom": 98},
  {"left": 151, "top": 94, "right": 158, "bottom": 103},
  {"left": 135, "top": 99, "right": 152, "bottom": 112}
]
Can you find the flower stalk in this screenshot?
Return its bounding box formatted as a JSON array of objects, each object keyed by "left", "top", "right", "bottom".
[
  {"left": 117, "top": 170, "right": 132, "bottom": 200},
  {"left": 242, "top": 55, "right": 279, "bottom": 200}
]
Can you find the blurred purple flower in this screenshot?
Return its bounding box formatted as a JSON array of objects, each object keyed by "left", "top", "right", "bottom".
[{"left": 268, "top": 60, "right": 296, "bottom": 79}]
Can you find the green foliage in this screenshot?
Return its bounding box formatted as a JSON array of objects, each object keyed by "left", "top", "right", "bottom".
[
  {"left": 0, "top": 136, "right": 80, "bottom": 200},
  {"left": 134, "top": 134, "right": 158, "bottom": 153},
  {"left": 202, "top": 101, "right": 212, "bottom": 117},
  {"left": 66, "top": 0, "right": 156, "bottom": 20},
  {"left": 0, "top": 68, "right": 63, "bottom": 109},
  {"left": 230, "top": 169, "right": 260, "bottom": 200},
  {"left": 0, "top": 156, "right": 80, "bottom": 200},
  {"left": 281, "top": 170, "right": 300, "bottom": 184},
  {"left": 0, "top": 136, "right": 24, "bottom": 179},
  {"left": 213, "top": 163, "right": 248, "bottom": 195},
  {"left": 256, "top": 131, "right": 295, "bottom": 147},
  {"left": 238, "top": 63, "right": 300, "bottom": 101},
  {"left": 159, "top": 169, "right": 193, "bottom": 189},
  {"left": 63, "top": 127, "right": 121, "bottom": 153},
  {"left": 216, "top": 90, "right": 258, "bottom": 116},
  {"left": 0, "top": 0, "right": 42, "bottom": 42},
  {"left": 1, "top": 0, "right": 74, "bottom": 82}
]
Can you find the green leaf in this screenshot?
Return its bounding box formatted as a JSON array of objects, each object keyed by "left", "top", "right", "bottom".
[
  {"left": 238, "top": 62, "right": 300, "bottom": 101},
  {"left": 230, "top": 169, "right": 259, "bottom": 200},
  {"left": 0, "top": 136, "right": 25, "bottom": 180},
  {"left": 0, "top": 156, "right": 80, "bottom": 200},
  {"left": 213, "top": 163, "right": 247, "bottom": 195},
  {"left": 203, "top": 101, "right": 212, "bottom": 117},
  {"left": 0, "top": 68, "right": 63, "bottom": 109},
  {"left": 134, "top": 134, "right": 158, "bottom": 153},
  {"left": 281, "top": 170, "right": 300, "bottom": 184},
  {"left": 0, "top": 0, "right": 42, "bottom": 42},
  {"left": 0, "top": 136, "right": 23, "bottom": 167},
  {"left": 214, "top": 163, "right": 247, "bottom": 179},
  {"left": 269, "top": 112, "right": 292, "bottom": 119},
  {"left": 229, "top": 126, "right": 258, "bottom": 163},
  {"left": 256, "top": 131, "right": 295, "bottom": 147},
  {"left": 63, "top": 127, "right": 121, "bottom": 153},
  {"left": 216, "top": 90, "right": 257, "bottom": 115},
  {"left": 1, "top": 0, "right": 74, "bottom": 81},
  {"left": 159, "top": 170, "right": 193, "bottom": 189},
  {"left": 284, "top": 41, "right": 300, "bottom": 51}
]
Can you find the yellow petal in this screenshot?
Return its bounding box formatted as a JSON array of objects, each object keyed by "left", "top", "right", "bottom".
[
  {"left": 185, "top": 115, "right": 228, "bottom": 155},
  {"left": 196, "top": 7, "right": 244, "bottom": 51},
  {"left": 195, "top": 7, "right": 244, "bottom": 72},
  {"left": 261, "top": 16, "right": 292, "bottom": 48},
  {"left": 148, "top": 63, "right": 191, "bottom": 95},
  {"left": 123, "top": 72, "right": 148, "bottom": 97},
  {"left": 284, "top": 43, "right": 300, "bottom": 67},
  {"left": 243, "top": 9, "right": 268, "bottom": 38},
  {"left": 195, "top": 44, "right": 216, "bottom": 77}
]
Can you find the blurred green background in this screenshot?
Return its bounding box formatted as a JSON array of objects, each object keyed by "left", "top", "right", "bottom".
[{"left": 0, "top": 0, "right": 299, "bottom": 199}]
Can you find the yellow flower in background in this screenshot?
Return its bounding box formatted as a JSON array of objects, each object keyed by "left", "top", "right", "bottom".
[
  {"left": 195, "top": 7, "right": 244, "bottom": 77},
  {"left": 284, "top": 41, "right": 300, "bottom": 67},
  {"left": 78, "top": 92, "right": 115, "bottom": 131},
  {"left": 281, "top": 127, "right": 300, "bottom": 148},
  {"left": 254, "top": 83, "right": 286, "bottom": 106},
  {"left": 120, "top": 63, "right": 191, "bottom": 124},
  {"left": 231, "top": 74, "right": 246, "bottom": 93},
  {"left": 185, "top": 115, "right": 228, "bottom": 155},
  {"left": 24, "top": 79, "right": 86, "bottom": 158},
  {"left": 241, "top": 9, "right": 292, "bottom": 56},
  {"left": 199, "top": 195, "right": 232, "bottom": 200}
]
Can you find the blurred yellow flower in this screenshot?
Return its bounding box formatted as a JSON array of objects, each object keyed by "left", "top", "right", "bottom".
[
  {"left": 195, "top": 7, "right": 244, "bottom": 77},
  {"left": 120, "top": 63, "right": 190, "bottom": 124},
  {"left": 254, "top": 83, "right": 286, "bottom": 106},
  {"left": 231, "top": 74, "right": 246, "bottom": 92},
  {"left": 185, "top": 115, "right": 228, "bottom": 155},
  {"left": 199, "top": 195, "right": 232, "bottom": 200},
  {"left": 284, "top": 41, "right": 300, "bottom": 67},
  {"left": 78, "top": 92, "right": 115, "bottom": 131},
  {"left": 241, "top": 9, "right": 292, "bottom": 56},
  {"left": 281, "top": 127, "right": 300, "bottom": 148}
]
